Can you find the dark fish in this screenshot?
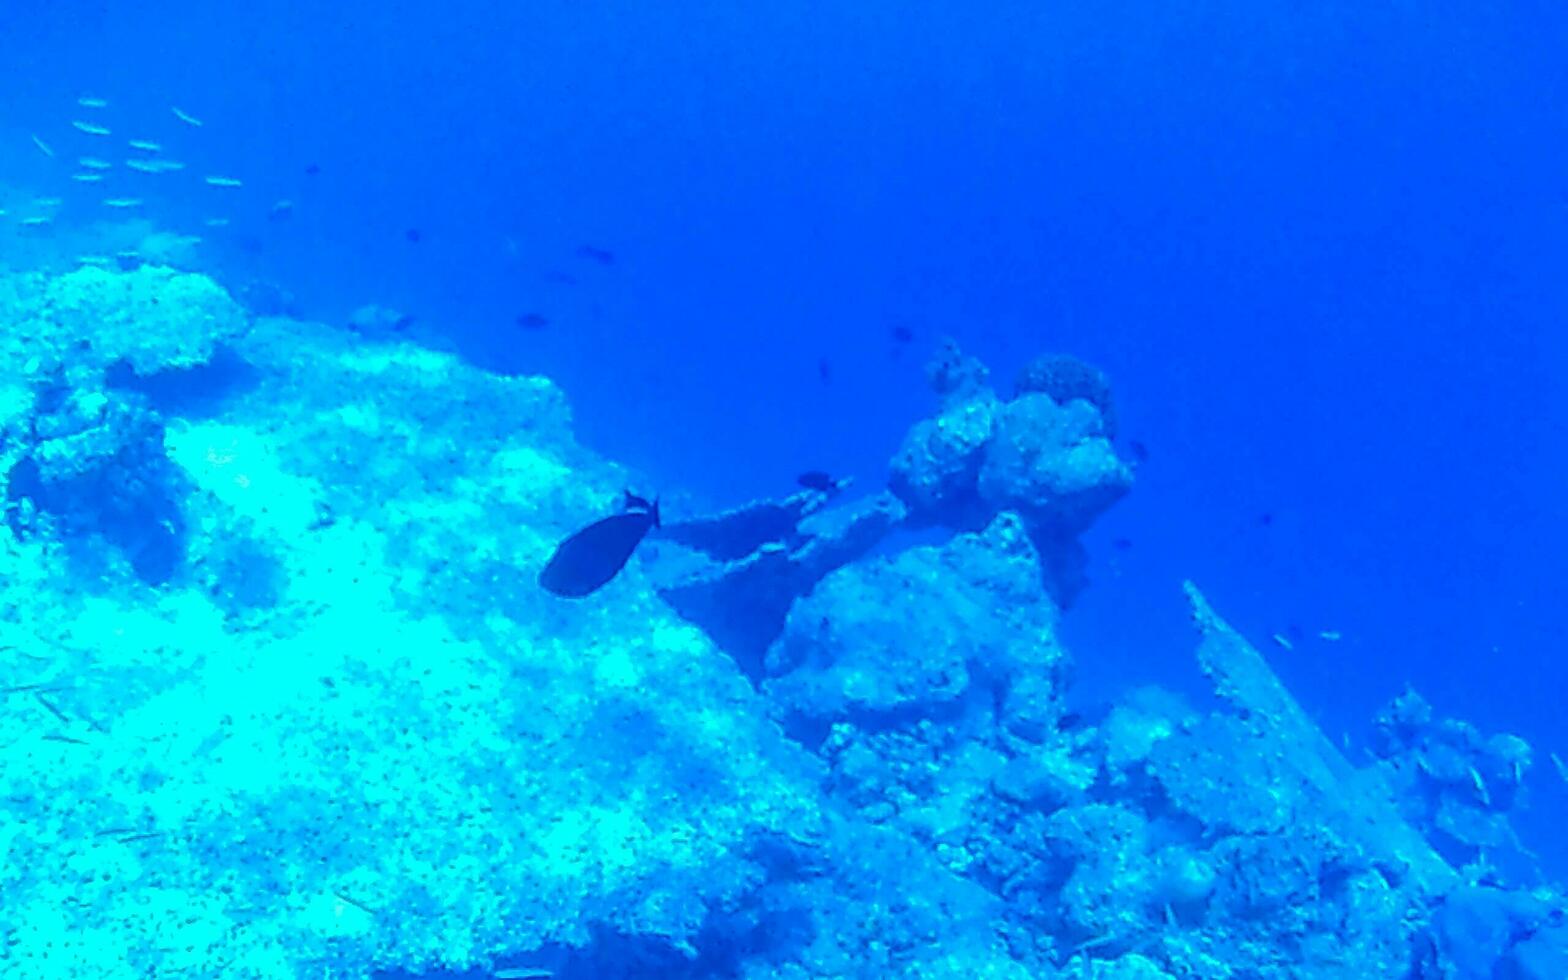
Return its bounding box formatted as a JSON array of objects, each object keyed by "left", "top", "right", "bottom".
[
  {"left": 515, "top": 313, "right": 549, "bottom": 330},
  {"left": 817, "top": 357, "right": 832, "bottom": 384},
  {"left": 577, "top": 244, "right": 615, "bottom": 265},
  {"left": 890, "top": 325, "right": 915, "bottom": 344},
  {"left": 623, "top": 490, "right": 655, "bottom": 513},
  {"left": 543, "top": 270, "right": 579, "bottom": 286},
  {"left": 539, "top": 500, "right": 660, "bottom": 597},
  {"left": 1258, "top": 512, "right": 1275, "bottom": 527},
  {"left": 1126, "top": 440, "right": 1150, "bottom": 464},
  {"left": 1112, "top": 537, "right": 1134, "bottom": 550},
  {"left": 405, "top": 228, "right": 422, "bottom": 244},
  {"left": 796, "top": 471, "right": 840, "bottom": 493},
  {"left": 304, "top": 163, "right": 321, "bottom": 176}
]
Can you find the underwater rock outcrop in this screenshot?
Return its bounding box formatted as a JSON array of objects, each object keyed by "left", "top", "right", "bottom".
[
  {"left": 647, "top": 488, "right": 907, "bottom": 678},
  {"left": 23, "top": 264, "right": 251, "bottom": 376},
  {"left": 4, "top": 378, "right": 189, "bottom": 584},
  {"left": 889, "top": 339, "right": 1132, "bottom": 605},
  {"left": 763, "top": 512, "right": 1070, "bottom": 744},
  {"left": 2, "top": 258, "right": 1565, "bottom": 980},
  {"left": 1370, "top": 686, "right": 1534, "bottom": 863},
  {"left": 0, "top": 278, "right": 839, "bottom": 980},
  {"left": 1014, "top": 351, "right": 1120, "bottom": 440}
]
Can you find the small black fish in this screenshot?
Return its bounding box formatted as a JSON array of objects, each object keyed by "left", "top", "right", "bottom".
[
  {"left": 890, "top": 324, "right": 915, "bottom": 344},
  {"left": 405, "top": 228, "right": 422, "bottom": 244},
  {"left": 1126, "top": 440, "right": 1150, "bottom": 464},
  {"left": 796, "top": 471, "right": 840, "bottom": 494},
  {"left": 1258, "top": 512, "right": 1275, "bottom": 527},
  {"left": 539, "top": 499, "right": 661, "bottom": 598},
  {"left": 623, "top": 490, "right": 655, "bottom": 513},
  {"left": 577, "top": 244, "right": 615, "bottom": 265},
  {"left": 1111, "top": 537, "right": 1134, "bottom": 550},
  {"left": 515, "top": 313, "right": 549, "bottom": 330},
  {"left": 817, "top": 357, "right": 832, "bottom": 384},
  {"left": 304, "top": 163, "right": 321, "bottom": 176}
]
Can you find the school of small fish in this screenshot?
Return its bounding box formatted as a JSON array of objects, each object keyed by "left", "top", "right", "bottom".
[{"left": 4, "top": 92, "right": 271, "bottom": 246}]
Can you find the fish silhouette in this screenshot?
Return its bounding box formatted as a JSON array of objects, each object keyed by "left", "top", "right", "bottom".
[{"left": 539, "top": 495, "right": 660, "bottom": 597}]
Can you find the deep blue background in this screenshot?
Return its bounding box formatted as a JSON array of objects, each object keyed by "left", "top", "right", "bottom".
[{"left": 5, "top": 1, "right": 1566, "bottom": 864}]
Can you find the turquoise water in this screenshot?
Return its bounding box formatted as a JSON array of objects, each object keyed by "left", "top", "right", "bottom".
[{"left": 0, "top": 2, "right": 1564, "bottom": 977}]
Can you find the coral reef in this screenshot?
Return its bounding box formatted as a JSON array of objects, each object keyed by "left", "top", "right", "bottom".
[
  {"left": 889, "top": 339, "right": 1131, "bottom": 604},
  {"left": 0, "top": 263, "right": 1564, "bottom": 980},
  {"left": 4, "top": 377, "right": 189, "bottom": 584},
  {"left": 20, "top": 264, "right": 251, "bottom": 375},
  {"left": 1013, "top": 352, "right": 1119, "bottom": 440},
  {"left": 648, "top": 488, "right": 907, "bottom": 679},
  {"left": 1371, "top": 687, "right": 1535, "bottom": 866},
  {"left": 763, "top": 512, "right": 1069, "bottom": 744}
]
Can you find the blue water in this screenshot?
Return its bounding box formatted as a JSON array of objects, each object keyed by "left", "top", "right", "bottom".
[{"left": 3, "top": 1, "right": 1567, "bottom": 976}]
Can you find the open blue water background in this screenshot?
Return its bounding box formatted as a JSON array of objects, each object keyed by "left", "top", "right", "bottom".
[{"left": 5, "top": 0, "right": 1565, "bottom": 870}]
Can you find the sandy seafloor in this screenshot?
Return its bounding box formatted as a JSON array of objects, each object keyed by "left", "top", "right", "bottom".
[{"left": 0, "top": 237, "right": 1564, "bottom": 979}]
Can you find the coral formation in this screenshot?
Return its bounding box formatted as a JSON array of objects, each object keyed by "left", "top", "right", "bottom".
[
  {"left": 0, "top": 262, "right": 1563, "bottom": 980},
  {"left": 1013, "top": 352, "right": 1119, "bottom": 439},
  {"left": 21, "top": 264, "right": 250, "bottom": 375},
  {"left": 763, "top": 512, "right": 1069, "bottom": 743},
  {"left": 889, "top": 339, "right": 1131, "bottom": 604}
]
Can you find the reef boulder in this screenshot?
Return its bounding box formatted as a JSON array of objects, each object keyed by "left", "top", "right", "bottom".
[
  {"left": 764, "top": 511, "right": 1070, "bottom": 740},
  {"left": 29, "top": 265, "right": 250, "bottom": 375}
]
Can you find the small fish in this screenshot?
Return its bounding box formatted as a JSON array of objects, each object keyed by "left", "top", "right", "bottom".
[
  {"left": 171, "top": 106, "right": 203, "bottom": 127},
  {"left": 19, "top": 216, "right": 53, "bottom": 227},
  {"left": 304, "top": 162, "right": 321, "bottom": 176},
  {"left": 796, "top": 471, "right": 841, "bottom": 494},
  {"left": 1271, "top": 633, "right": 1294, "bottom": 652},
  {"left": 539, "top": 498, "right": 661, "bottom": 598},
  {"left": 1125, "top": 440, "right": 1150, "bottom": 464},
  {"left": 78, "top": 96, "right": 109, "bottom": 109},
  {"left": 623, "top": 490, "right": 655, "bottom": 512},
  {"left": 76, "top": 255, "right": 113, "bottom": 267},
  {"left": 127, "top": 139, "right": 162, "bottom": 152},
  {"left": 203, "top": 217, "right": 230, "bottom": 227},
  {"left": 78, "top": 157, "right": 112, "bottom": 170},
  {"left": 1318, "top": 630, "right": 1342, "bottom": 642},
  {"left": 405, "top": 228, "right": 422, "bottom": 244},
  {"left": 102, "top": 198, "right": 143, "bottom": 208},
  {"left": 515, "top": 313, "right": 549, "bottom": 330},
  {"left": 890, "top": 324, "right": 915, "bottom": 344},
  {"left": 576, "top": 244, "right": 615, "bottom": 265},
  {"left": 1111, "top": 537, "right": 1134, "bottom": 550},
  {"left": 1551, "top": 752, "right": 1568, "bottom": 785},
  {"left": 31, "top": 135, "right": 54, "bottom": 157},
  {"left": 71, "top": 173, "right": 104, "bottom": 183},
  {"left": 493, "top": 970, "right": 553, "bottom": 980},
  {"left": 817, "top": 357, "right": 832, "bottom": 383},
  {"left": 268, "top": 199, "right": 295, "bottom": 221},
  {"left": 204, "top": 176, "right": 243, "bottom": 188},
  {"left": 125, "top": 159, "right": 167, "bottom": 174},
  {"left": 542, "top": 270, "right": 579, "bottom": 286},
  {"left": 33, "top": 197, "right": 62, "bottom": 208},
  {"left": 71, "top": 120, "right": 111, "bottom": 136}
]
